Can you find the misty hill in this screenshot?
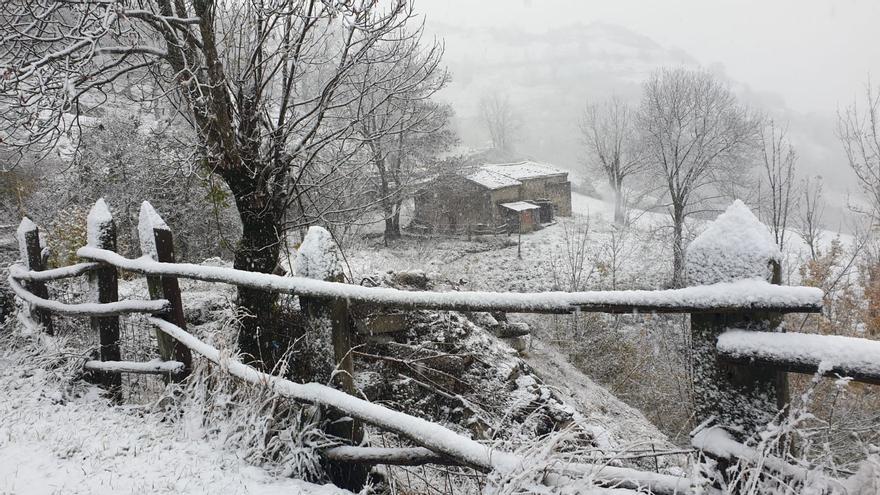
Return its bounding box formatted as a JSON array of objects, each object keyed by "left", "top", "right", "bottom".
[{"left": 432, "top": 21, "right": 855, "bottom": 228}]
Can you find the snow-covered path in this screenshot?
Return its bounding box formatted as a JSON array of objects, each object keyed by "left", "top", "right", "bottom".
[{"left": 0, "top": 343, "right": 348, "bottom": 495}]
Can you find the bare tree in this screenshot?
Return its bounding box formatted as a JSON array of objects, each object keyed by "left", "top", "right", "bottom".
[
  {"left": 638, "top": 67, "right": 759, "bottom": 287},
  {"left": 351, "top": 37, "right": 455, "bottom": 241},
  {"left": 548, "top": 216, "right": 594, "bottom": 292},
  {"left": 838, "top": 81, "right": 880, "bottom": 216},
  {"left": 479, "top": 93, "right": 519, "bottom": 153},
  {"left": 798, "top": 176, "right": 825, "bottom": 261},
  {"left": 0, "top": 0, "right": 428, "bottom": 366},
  {"left": 580, "top": 97, "right": 644, "bottom": 224},
  {"left": 757, "top": 118, "right": 798, "bottom": 251}
]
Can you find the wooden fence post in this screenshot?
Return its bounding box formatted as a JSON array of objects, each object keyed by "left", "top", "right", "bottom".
[
  {"left": 16, "top": 218, "right": 53, "bottom": 334},
  {"left": 296, "top": 226, "right": 368, "bottom": 490},
  {"left": 687, "top": 200, "right": 788, "bottom": 438},
  {"left": 86, "top": 199, "right": 122, "bottom": 399},
  {"left": 138, "top": 201, "right": 192, "bottom": 381}
]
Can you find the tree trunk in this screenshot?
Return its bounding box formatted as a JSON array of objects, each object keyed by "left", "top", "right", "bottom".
[
  {"left": 671, "top": 206, "right": 685, "bottom": 288},
  {"left": 392, "top": 199, "right": 402, "bottom": 233},
  {"left": 612, "top": 177, "right": 626, "bottom": 225},
  {"left": 385, "top": 200, "right": 402, "bottom": 240},
  {"left": 226, "top": 175, "right": 284, "bottom": 370}
]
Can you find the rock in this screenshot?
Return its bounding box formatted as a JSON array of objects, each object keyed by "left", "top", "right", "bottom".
[
  {"left": 389, "top": 270, "right": 430, "bottom": 289},
  {"left": 503, "top": 335, "right": 530, "bottom": 355},
  {"left": 497, "top": 322, "right": 530, "bottom": 338}
]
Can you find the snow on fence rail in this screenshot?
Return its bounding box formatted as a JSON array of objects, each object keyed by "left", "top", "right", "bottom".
[
  {"left": 83, "top": 358, "right": 185, "bottom": 375},
  {"left": 73, "top": 245, "right": 823, "bottom": 314},
  {"left": 717, "top": 330, "right": 880, "bottom": 385},
  {"left": 12, "top": 198, "right": 880, "bottom": 494},
  {"left": 7, "top": 272, "right": 170, "bottom": 316}
]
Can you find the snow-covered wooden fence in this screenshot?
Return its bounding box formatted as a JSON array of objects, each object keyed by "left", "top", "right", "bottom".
[{"left": 7, "top": 198, "right": 879, "bottom": 493}]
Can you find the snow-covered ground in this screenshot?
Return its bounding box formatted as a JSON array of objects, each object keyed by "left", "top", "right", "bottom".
[
  {"left": 0, "top": 191, "right": 865, "bottom": 493},
  {"left": 0, "top": 336, "right": 348, "bottom": 495}
]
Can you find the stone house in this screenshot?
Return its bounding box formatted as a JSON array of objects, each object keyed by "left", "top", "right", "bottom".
[{"left": 413, "top": 161, "right": 572, "bottom": 232}]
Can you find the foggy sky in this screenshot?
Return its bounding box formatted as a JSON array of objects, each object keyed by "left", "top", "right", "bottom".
[
  {"left": 418, "top": 0, "right": 880, "bottom": 115},
  {"left": 414, "top": 0, "right": 877, "bottom": 228}
]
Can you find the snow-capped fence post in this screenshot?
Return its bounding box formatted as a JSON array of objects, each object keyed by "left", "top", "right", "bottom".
[
  {"left": 296, "top": 226, "right": 368, "bottom": 490},
  {"left": 16, "top": 218, "right": 54, "bottom": 334},
  {"left": 686, "top": 200, "right": 788, "bottom": 439},
  {"left": 86, "top": 199, "right": 122, "bottom": 399},
  {"left": 138, "top": 202, "right": 192, "bottom": 381}
]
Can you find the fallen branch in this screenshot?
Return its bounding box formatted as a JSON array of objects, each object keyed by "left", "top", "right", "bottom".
[{"left": 148, "top": 316, "right": 699, "bottom": 495}]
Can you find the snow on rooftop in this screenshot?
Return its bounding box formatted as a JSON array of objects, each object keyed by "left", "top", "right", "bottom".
[
  {"left": 500, "top": 201, "right": 541, "bottom": 212},
  {"left": 466, "top": 161, "right": 568, "bottom": 190},
  {"left": 466, "top": 169, "right": 522, "bottom": 189},
  {"left": 483, "top": 161, "right": 568, "bottom": 179},
  {"left": 686, "top": 200, "right": 782, "bottom": 285}
]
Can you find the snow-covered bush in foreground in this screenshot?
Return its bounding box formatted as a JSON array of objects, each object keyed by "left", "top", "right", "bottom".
[
  {"left": 165, "top": 307, "right": 340, "bottom": 484},
  {"left": 691, "top": 372, "right": 879, "bottom": 495}
]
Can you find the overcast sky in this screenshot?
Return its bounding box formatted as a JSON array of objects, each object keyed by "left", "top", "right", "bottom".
[{"left": 417, "top": 0, "right": 880, "bottom": 116}]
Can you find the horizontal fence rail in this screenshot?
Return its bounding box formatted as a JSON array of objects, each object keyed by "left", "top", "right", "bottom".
[
  {"left": 8, "top": 262, "right": 100, "bottom": 282},
  {"left": 13, "top": 198, "right": 880, "bottom": 494},
  {"left": 74, "top": 246, "right": 824, "bottom": 315},
  {"left": 691, "top": 427, "right": 846, "bottom": 490},
  {"left": 83, "top": 359, "right": 186, "bottom": 375},
  {"left": 7, "top": 273, "right": 170, "bottom": 316},
  {"left": 718, "top": 330, "right": 880, "bottom": 385}
]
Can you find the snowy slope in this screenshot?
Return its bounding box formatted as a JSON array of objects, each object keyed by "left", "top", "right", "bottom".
[{"left": 0, "top": 338, "right": 349, "bottom": 495}]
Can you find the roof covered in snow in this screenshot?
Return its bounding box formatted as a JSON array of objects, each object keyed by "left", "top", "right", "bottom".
[
  {"left": 465, "top": 161, "right": 568, "bottom": 190},
  {"left": 500, "top": 201, "right": 541, "bottom": 212}
]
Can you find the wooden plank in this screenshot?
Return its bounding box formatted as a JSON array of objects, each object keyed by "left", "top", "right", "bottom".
[
  {"left": 86, "top": 200, "right": 122, "bottom": 400},
  {"left": 717, "top": 330, "right": 880, "bottom": 385},
  {"left": 76, "top": 248, "right": 825, "bottom": 315},
  {"left": 10, "top": 262, "right": 99, "bottom": 282},
  {"left": 138, "top": 201, "right": 192, "bottom": 381},
  {"left": 5, "top": 276, "right": 169, "bottom": 315},
  {"left": 152, "top": 229, "right": 192, "bottom": 380},
  {"left": 84, "top": 359, "right": 185, "bottom": 375},
  {"left": 324, "top": 446, "right": 459, "bottom": 466},
  {"left": 718, "top": 354, "right": 880, "bottom": 386},
  {"left": 18, "top": 219, "right": 53, "bottom": 334}
]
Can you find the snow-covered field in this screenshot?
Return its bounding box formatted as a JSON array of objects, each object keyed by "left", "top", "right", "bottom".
[
  {"left": 0, "top": 192, "right": 867, "bottom": 493},
  {"left": 0, "top": 336, "right": 348, "bottom": 495}
]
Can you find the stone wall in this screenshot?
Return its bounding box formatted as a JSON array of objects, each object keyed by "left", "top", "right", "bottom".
[
  {"left": 413, "top": 173, "right": 573, "bottom": 232},
  {"left": 501, "top": 176, "right": 572, "bottom": 217},
  {"left": 413, "top": 177, "right": 496, "bottom": 230}
]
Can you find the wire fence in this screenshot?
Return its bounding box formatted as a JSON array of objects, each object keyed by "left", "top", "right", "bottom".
[{"left": 45, "top": 277, "right": 165, "bottom": 403}]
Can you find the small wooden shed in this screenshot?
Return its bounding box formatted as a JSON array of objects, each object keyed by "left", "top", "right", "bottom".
[{"left": 499, "top": 201, "right": 541, "bottom": 232}]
